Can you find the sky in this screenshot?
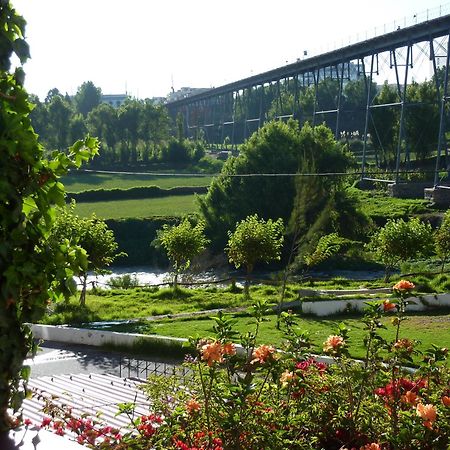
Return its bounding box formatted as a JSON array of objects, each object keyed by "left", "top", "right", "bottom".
[{"left": 12, "top": 0, "right": 450, "bottom": 100}]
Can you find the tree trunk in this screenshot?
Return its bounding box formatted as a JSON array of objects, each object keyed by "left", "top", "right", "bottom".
[
  {"left": 173, "top": 271, "right": 178, "bottom": 291},
  {"left": 79, "top": 273, "right": 87, "bottom": 307}
]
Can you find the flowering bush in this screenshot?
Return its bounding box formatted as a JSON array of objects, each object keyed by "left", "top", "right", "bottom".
[{"left": 34, "top": 282, "right": 450, "bottom": 449}]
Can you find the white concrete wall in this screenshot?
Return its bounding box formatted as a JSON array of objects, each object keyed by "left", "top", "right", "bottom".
[
  {"left": 301, "top": 293, "right": 450, "bottom": 317},
  {"left": 31, "top": 324, "right": 187, "bottom": 348}
]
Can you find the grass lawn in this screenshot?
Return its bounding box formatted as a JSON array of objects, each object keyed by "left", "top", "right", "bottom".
[
  {"left": 41, "top": 282, "right": 450, "bottom": 362},
  {"left": 73, "top": 195, "right": 201, "bottom": 219},
  {"left": 146, "top": 311, "right": 450, "bottom": 362},
  {"left": 62, "top": 172, "right": 212, "bottom": 193},
  {"left": 351, "top": 187, "right": 438, "bottom": 222}
]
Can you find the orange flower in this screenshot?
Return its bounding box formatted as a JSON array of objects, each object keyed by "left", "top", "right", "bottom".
[
  {"left": 323, "top": 335, "right": 345, "bottom": 353},
  {"left": 393, "top": 338, "right": 414, "bottom": 353},
  {"left": 442, "top": 396, "right": 450, "bottom": 407},
  {"left": 280, "top": 370, "right": 296, "bottom": 387},
  {"left": 382, "top": 299, "right": 396, "bottom": 312},
  {"left": 393, "top": 280, "right": 415, "bottom": 291},
  {"left": 251, "top": 345, "right": 277, "bottom": 364},
  {"left": 222, "top": 342, "right": 236, "bottom": 356},
  {"left": 186, "top": 398, "right": 201, "bottom": 414},
  {"left": 401, "top": 390, "right": 419, "bottom": 405},
  {"left": 416, "top": 403, "right": 437, "bottom": 426},
  {"left": 360, "top": 444, "right": 381, "bottom": 450},
  {"left": 201, "top": 341, "right": 224, "bottom": 366}
]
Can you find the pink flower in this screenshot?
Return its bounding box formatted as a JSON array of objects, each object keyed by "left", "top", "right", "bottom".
[{"left": 24, "top": 418, "right": 32, "bottom": 426}]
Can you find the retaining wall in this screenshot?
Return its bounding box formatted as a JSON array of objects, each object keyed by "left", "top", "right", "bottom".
[{"left": 301, "top": 293, "right": 450, "bottom": 316}]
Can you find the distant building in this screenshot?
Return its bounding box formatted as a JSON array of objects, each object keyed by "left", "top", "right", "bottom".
[
  {"left": 166, "top": 87, "right": 210, "bottom": 103},
  {"left": 101, "top": 94, "right": 128, "bottom": 108}
]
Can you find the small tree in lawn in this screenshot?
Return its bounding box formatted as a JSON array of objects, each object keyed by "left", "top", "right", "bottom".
[
  {"left": 226, "top": 215, "right": 284, "bottom": 297},
  {"left": 158, "top": 219, "right": 209, "bottom": 290},
  {"left": 435, "top": 210, "right": 450, "bottom": 273},
  {"left": 51, "top": 205, "right": 124, "bottom": 306},
  {"left": 369, "top": 217, "right": 433, "bottom": 282}
]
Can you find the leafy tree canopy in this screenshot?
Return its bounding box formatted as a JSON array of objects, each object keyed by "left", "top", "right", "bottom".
[
  {"left": 74, "top": 80, "right": 102, "bottom": 116},
  {"left": 226, "top": 215, "right": 284, "bottom": 295},
  {"left": 50, "top": 203, "right": 124, "bottom": 305},
  {"left": 226, "top": 214, "right": 284, "bottom": 272},
  {"left": 199, "top": 120, "right": 353, "bottom": 250},
  {"left": 157, "top": 219, "right": 209, "bottom": 289},
  {"left": 368, "top": 217, "right": 434, "bottom": 281}
]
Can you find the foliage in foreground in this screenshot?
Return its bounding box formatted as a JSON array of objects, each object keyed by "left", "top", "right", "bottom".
[
  {"left": 35, "top": 282, "right": 450, "bottom": 449},
  {"left": 0, "top": 2, "right": 98, "bottom": 432}
]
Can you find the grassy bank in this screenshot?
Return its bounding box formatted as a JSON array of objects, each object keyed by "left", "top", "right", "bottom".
[
  {"left": 62, "top": 172, "right": 212, "bottom": 192},
  {"left": 74, "top": 194, "right": 201, "bottom": 219}
]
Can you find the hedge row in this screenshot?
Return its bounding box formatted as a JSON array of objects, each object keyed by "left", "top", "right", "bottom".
[
  {"left": 106, "top": 217, "right": 180, "bottom": 267},
  {"left": 67, "top": 185, "right": 208, "bottom": 203}
]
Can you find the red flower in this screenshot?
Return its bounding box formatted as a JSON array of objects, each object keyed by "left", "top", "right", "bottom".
[
  {"left": 41, "top": 417, "right": 52, "bottom": 428},
  {"left": 442, "top": 396, "right": 450, "bottom": 407}
]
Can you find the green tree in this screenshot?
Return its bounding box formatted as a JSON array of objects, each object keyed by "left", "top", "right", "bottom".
[
  {"left": 405, "top": 80, "right": 439, "bottom": 163},
  {"left": 118, "top": 98, "right": 142, "bottom": 164},
  {"left": 199, "top": 120, "right": 302, "bottom": 249},
  {"left": 369, "top": 82, "right": 400, "bottom": 166},
  {"left": 74, "top": 80, "right": 102, "bottom": 117},
  {"left": 226, "top": 215, "right": 284, "bottom": 296},
  {"left": 0, "top": 2, "right": 98, "bottom": 430},
  {"left": 51, "top": 205, "right": 124, "bottom": 306},
  {"left": 435, "top": 210, "right": 450, "bottom": 272},
  {"left": 46, "top": 93, "right": 73, "bottom": 150},
  {"left": 158, "top": 219, "right": 209, "bottom": 290},
  {"left": 68, "top": 112, "right": 88, "bottom": 144},
  {"left": 369, "top": 218, "right": 434, "bottom": 281}
]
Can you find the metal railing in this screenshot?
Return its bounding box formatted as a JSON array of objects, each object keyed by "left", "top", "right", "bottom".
[{"left": 118, "top": 357, "right": 194, "bottom": 382}]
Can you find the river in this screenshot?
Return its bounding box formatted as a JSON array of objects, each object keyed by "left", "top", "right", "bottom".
[{"left": 84, "top": 266, "right": 226, "bottom": 289}]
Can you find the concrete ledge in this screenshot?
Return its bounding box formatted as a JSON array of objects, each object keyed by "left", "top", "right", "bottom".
[
  {"left": 424, "top": 186, "right": 450, "bottom": 205},
  {"left": 389, "top": 182, "right": 434, "bottom": 199},
  {"left": 302, "top": 293, "right": 450, "bottom": 316},
  {"left": 30, "top": 324, "right": 187, "bottom": 348}
]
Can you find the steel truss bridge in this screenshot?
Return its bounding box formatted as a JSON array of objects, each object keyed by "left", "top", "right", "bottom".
[{"left": 166, "top": 13, "right": 450, "bottom": 187}]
